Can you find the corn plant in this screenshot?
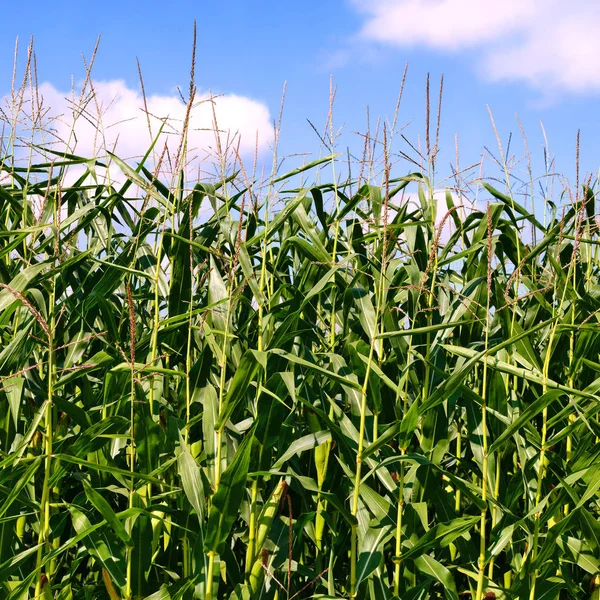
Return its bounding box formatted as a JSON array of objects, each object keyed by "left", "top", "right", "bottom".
[{"left": 1, "top": 44, "right": 600, "bottom": 600}]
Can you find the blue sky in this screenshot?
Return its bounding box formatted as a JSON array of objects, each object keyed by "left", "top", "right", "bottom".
[{"left": 2, "top": 0, "right": 599, "bottom": 201}]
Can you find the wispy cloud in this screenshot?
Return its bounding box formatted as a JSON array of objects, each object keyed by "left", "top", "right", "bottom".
[{"left": 350, "top": 0, "right": 600, "bottom": 94}]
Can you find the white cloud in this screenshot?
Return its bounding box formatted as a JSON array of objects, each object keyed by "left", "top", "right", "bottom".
[
  {"left": 351, "top": 0, "right": 600, "bottom": 94},
  {"left": 2, "top": 79, "right": 273, "bottom": 186}
]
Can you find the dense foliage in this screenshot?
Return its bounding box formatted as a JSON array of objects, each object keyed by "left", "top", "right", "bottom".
[{"left": 1, "top": 69, "right": 600, "bottom": 600}]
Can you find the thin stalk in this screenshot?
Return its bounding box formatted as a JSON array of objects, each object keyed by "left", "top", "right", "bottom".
[
  {"left": 564, "top": 300, "right": 576, "bottom": 518},
  {"left": 487, "top": 454, "right": 502, "bottom": 578},
  {"left": 33, "top": 176, "right": 59, "bottom": 598},
  {"left": 475, "top": 203, "right": 493, "bottom": 600},
  {"left": 246, "top": 214, "right": 269, "bottom": 579},
  {"left": 455, "top": 426, "right": 462, "bottom": 516},
  {"left": 206, "top": 551, "right": 217, "bottom": 599},
  {"left": 373, "top": 127, "right": 391, "bottom": 446},
  {"left": 327, "top": 76, "right": 342, "bottom": 351},
  {"left": 349, "top": 331, "right": 377, "bottom": 598},
  {"left": 184, "top": 202, "right": 195, "bottom": 445},
  {"left": 245, "top": 479, "right": 260, "bottom": 582},
  {"left": 125, "top": 281, "right": 137, "bottom": 600},
  {"left": 245, "top": 164, "right": 265, "bottom": 575},
  {"left": 564, "top": 180, "right": 582, "bottom": 517},
  {"left": 214, "top": 257, "right": 234, "bottom": 491},
  {"left": 182, "top": 184, "right": 196, "bottom": 579},
  {"left": 34, "top": 287, "right": 55, "bottom": 598},
  {"left": 393, "top": 449, "right": 406, "bottom": 597},
  {"left": 421, "top": 179, "right": 442, "bottom": 426},
  {"left": 474, "top": 340, "right": 489, "bottom": 600}
]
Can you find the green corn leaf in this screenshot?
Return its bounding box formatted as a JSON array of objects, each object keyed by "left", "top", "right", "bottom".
[
  {"left": 205, "top": 429, "right": 254, "bottom": 554},
  {"left": 83, "top": 481, "right": 133, "bottom": 548}
]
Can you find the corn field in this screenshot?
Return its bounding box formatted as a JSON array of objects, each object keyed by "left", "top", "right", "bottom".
[{"left": 1, "top": 50, "right": 600, "bottom": 600}]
